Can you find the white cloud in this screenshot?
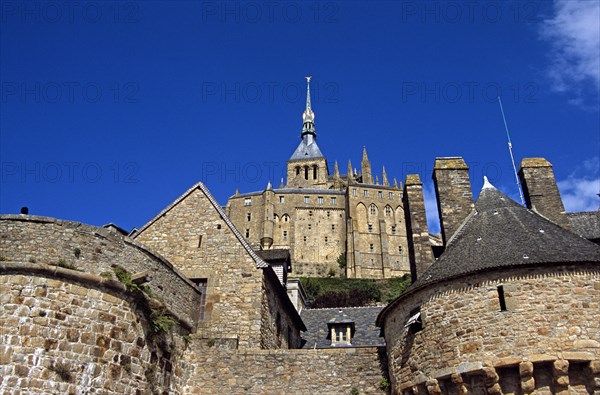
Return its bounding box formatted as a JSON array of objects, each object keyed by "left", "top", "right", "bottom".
[
  {"left": 540, "top": 0, "right": 600, "bottom": 103},
  {"left": 557, "top": 157, "right": 600, "bottom": 212}
]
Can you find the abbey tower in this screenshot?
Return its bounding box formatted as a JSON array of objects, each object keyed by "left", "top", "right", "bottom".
[{"left": 225, "top": 78, "right": 412, "bottom": 279}]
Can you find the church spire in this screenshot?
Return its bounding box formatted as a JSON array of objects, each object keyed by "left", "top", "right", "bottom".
[{"left": 301, "top": 76, "right": 316, "bottom": 137}]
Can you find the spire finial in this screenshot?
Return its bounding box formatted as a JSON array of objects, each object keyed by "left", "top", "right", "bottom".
[
  {"left": 302, "top": 76, "right": 314, "bottom": 123},
  {"left": 482, "top": 176, "right": 495, "bottom": 190}
]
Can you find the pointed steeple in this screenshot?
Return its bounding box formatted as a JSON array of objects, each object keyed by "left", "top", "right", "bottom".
[
  {"left": 301, "top": 76, "right": 316, "bottom": 136},
  {"left": 375, "top": 175, "right": 380, "bottom": 185},
  {"left": 393, "top": 178, "right": 398, "bottom": 188},
  {"left": 334, "top": 161, "right": 340, "bottom": 178},
  {"left": 382, "top": 166, "right": 389, "bottom": 186},
  {"left": 290, "top": 76, "right": 324, "bottom": 161},
  {"left": 361, "top": 146, "right": 372, "bottom": 184}
]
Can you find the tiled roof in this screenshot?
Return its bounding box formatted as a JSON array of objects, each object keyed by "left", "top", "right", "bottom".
[
  {"left": 300, "top": 306, "right": 385, "bottom": 348},
  {"left": 378, "top": 182, "right": 600, "bottom": 326},
  {"left": 568, "top": 211, "right": 600, "bottom": 241}
]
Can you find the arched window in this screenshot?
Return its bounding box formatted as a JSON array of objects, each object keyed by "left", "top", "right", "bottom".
[
  {"left": 296, "top": 167, "right": 300, "bottom": 175},
  {"left": 304, "top": 166, "right": 309, "bottom": 180},
  {"left": 385, "top": 206, "right": 391, "bottom": 216},
  {"left": 313, "top": 165, "right": 318, "bottom": 180},
  {"left": 370, "top": 204, "right": 377, "bottom": 216}
]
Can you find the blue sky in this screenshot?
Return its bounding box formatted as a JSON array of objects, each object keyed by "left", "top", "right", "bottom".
[{"left": 1, "top": 0, "right": 599, "bottom": 233}]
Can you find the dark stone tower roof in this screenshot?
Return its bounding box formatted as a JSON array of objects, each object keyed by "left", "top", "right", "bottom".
[
  {"left": 377, "top": 179, "right": 600, "bottom": 326},
  {"left": 413, "top": 179, "right": 600, "bottom": 289}
]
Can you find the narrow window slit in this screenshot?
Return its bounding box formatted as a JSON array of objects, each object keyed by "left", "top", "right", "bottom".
[{"left": 497, "top": 285, "right": 507, "bottom": 311}]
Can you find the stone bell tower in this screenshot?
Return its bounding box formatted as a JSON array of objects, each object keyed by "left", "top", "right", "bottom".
[{"left": 286, "top": 77, "right": 329, "bottom": 188}]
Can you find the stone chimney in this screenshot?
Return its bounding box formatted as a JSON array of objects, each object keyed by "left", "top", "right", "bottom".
[
  {"left": 403, "top": 174, "right": 434, "bottom": 282},
  {"left": 518, "top": 158, "right": 570, "bottom": 229},
  {"left": 432, "top": 157, "right": 474, "bottom": 246}
]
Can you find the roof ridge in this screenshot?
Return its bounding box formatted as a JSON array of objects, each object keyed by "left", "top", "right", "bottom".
[{"left": 134, "top": 182, "right": 268, "bottom": 269}]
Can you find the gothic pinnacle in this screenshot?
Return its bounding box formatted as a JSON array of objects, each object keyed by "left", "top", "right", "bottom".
[
  {"left": 382, "top": 166, "right": 389, "bottom": 186},
  {"left": 334, "top": 161, "right": 340, "bottom": 178}
]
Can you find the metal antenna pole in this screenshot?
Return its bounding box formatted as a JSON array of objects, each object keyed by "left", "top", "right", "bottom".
[{"left": 498, "top": 96, "right": 526, "bottom": 206}]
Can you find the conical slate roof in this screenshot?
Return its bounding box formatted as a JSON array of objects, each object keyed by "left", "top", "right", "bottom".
[
  {"left": 377, "top": 180, "right": 600, "bottom": 326},
  {"left": 289, "top": 137, "right": 324, "bottom": 160},
  {"left": 412, "top": 181, "right": 600, "bottom": 290}
]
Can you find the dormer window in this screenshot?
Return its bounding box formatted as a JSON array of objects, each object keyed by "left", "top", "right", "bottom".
[
  {"left": 405, "top": 307, "right": 422, "bottom": 333},
  {"left": 327, "top": 311, "right": 355, "bottom": 346}
]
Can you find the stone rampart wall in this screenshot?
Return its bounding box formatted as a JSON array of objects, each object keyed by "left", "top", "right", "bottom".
[
  {"left": 382, "top": 264, "right": 600, "bottom": 394},
  {"left": 181, "top": 346, "right": 389, "bottom": 394},
  {"left": 0, "top": 273, "right": 187, "bottom": 394},
  {"left": 0, "top": 215, "right": 201, "bottom": 327}
]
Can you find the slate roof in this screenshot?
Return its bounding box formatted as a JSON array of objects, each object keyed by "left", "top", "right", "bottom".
[
  {"left": 256, "top": 249, "right": 290, "bottom": 262},
  {"left": 301, "top": 306, "right": 385, "bottom": 348},
  {"left": 377, "top": 181, "right": 600, "bottom": 326},
  {"left": 290, "top": 138, "right": 324, "bottom": 160},
  {"left": 568, "top": 211, "right": 600, "bottom": 241}
]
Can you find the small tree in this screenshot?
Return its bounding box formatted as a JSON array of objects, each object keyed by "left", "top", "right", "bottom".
[{"left": 337, "top": 253, "right": 346, "bottom": 270}]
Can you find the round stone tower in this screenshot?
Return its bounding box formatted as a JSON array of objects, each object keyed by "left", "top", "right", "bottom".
[{"left": 377, "top": 180, "right": 600, "bottom": 395}]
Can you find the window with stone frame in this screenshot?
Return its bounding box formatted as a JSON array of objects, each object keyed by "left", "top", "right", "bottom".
[
  {"left": 304, "top": 196, "right": 310, "bottom": 204},
  {"left": 331, "top": 197, "right": 337, "bottom": 205},
  {"left": 244, "top": 198, "right": 252, "bottom": 206},
  {"left": 318, "top": 196, "right": 324, "bottom": 204},
  {"left": 191, "top": 279, "right": 208, "bottom": 320},
  {"left": 279, "top": 196, "right": 285, "bottom": 203}
]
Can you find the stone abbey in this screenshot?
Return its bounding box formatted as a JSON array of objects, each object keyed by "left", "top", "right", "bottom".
[
  {"left": 226, "top": 77, "right": 410, "bottom": 279},
  {"left": 1, "top": 78, "right": 599, "bottom": 394}
]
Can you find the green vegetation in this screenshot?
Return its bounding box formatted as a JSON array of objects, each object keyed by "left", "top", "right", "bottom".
[
  {"left": 337, "top": 253, "right": 346, "bottom": 270},
  {"left": 112, "top": 265, "right": 175, "bottom": 334},
  {"left": 350, "top": 387, "right": 359, "bottom": 395},
  {"left": 300, "top": 274, "right": 411, "bottom": 308},
  {"left": 52, "top": 258, "right": 79, "bottom": 271},
  {"left": 73, "top": 247, "right": 81, "bottom": 258},
  {"left": 379, "top": 377, "right": 390, "bottom": 391},
  {"left": 49, "top": 361, "right": 72, "bottom": 382},
  {"left": 99, "top": 271, "right": 113, "bottom": 280}
]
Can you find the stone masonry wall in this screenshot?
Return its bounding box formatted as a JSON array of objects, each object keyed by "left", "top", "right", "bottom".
[
  {"left": 518, "top": 158, "right": 571, "bottom": 230},
  {"left": 134, "top": 186, "right": 302, "bottom": 349},
  {"left": 432, "top": 158, "right": 474, "bottom": 246},
  {"left": 181, "top": 345, "right": 389, "bottom": 395},
  {"left": 260, "top": 271, "right": 303, "bottom": 349},
  {"left": 0, "top": 273, "right": 188, "bottom": 394},
  {"left": 0, "top": 215, "right": 201, "bottom": 327},
  {"left": 382, "top": 264, "right": 600, "bottom": 394},
  {"left": 403, "top": 174, "right": 433, "bottom": 282}
]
